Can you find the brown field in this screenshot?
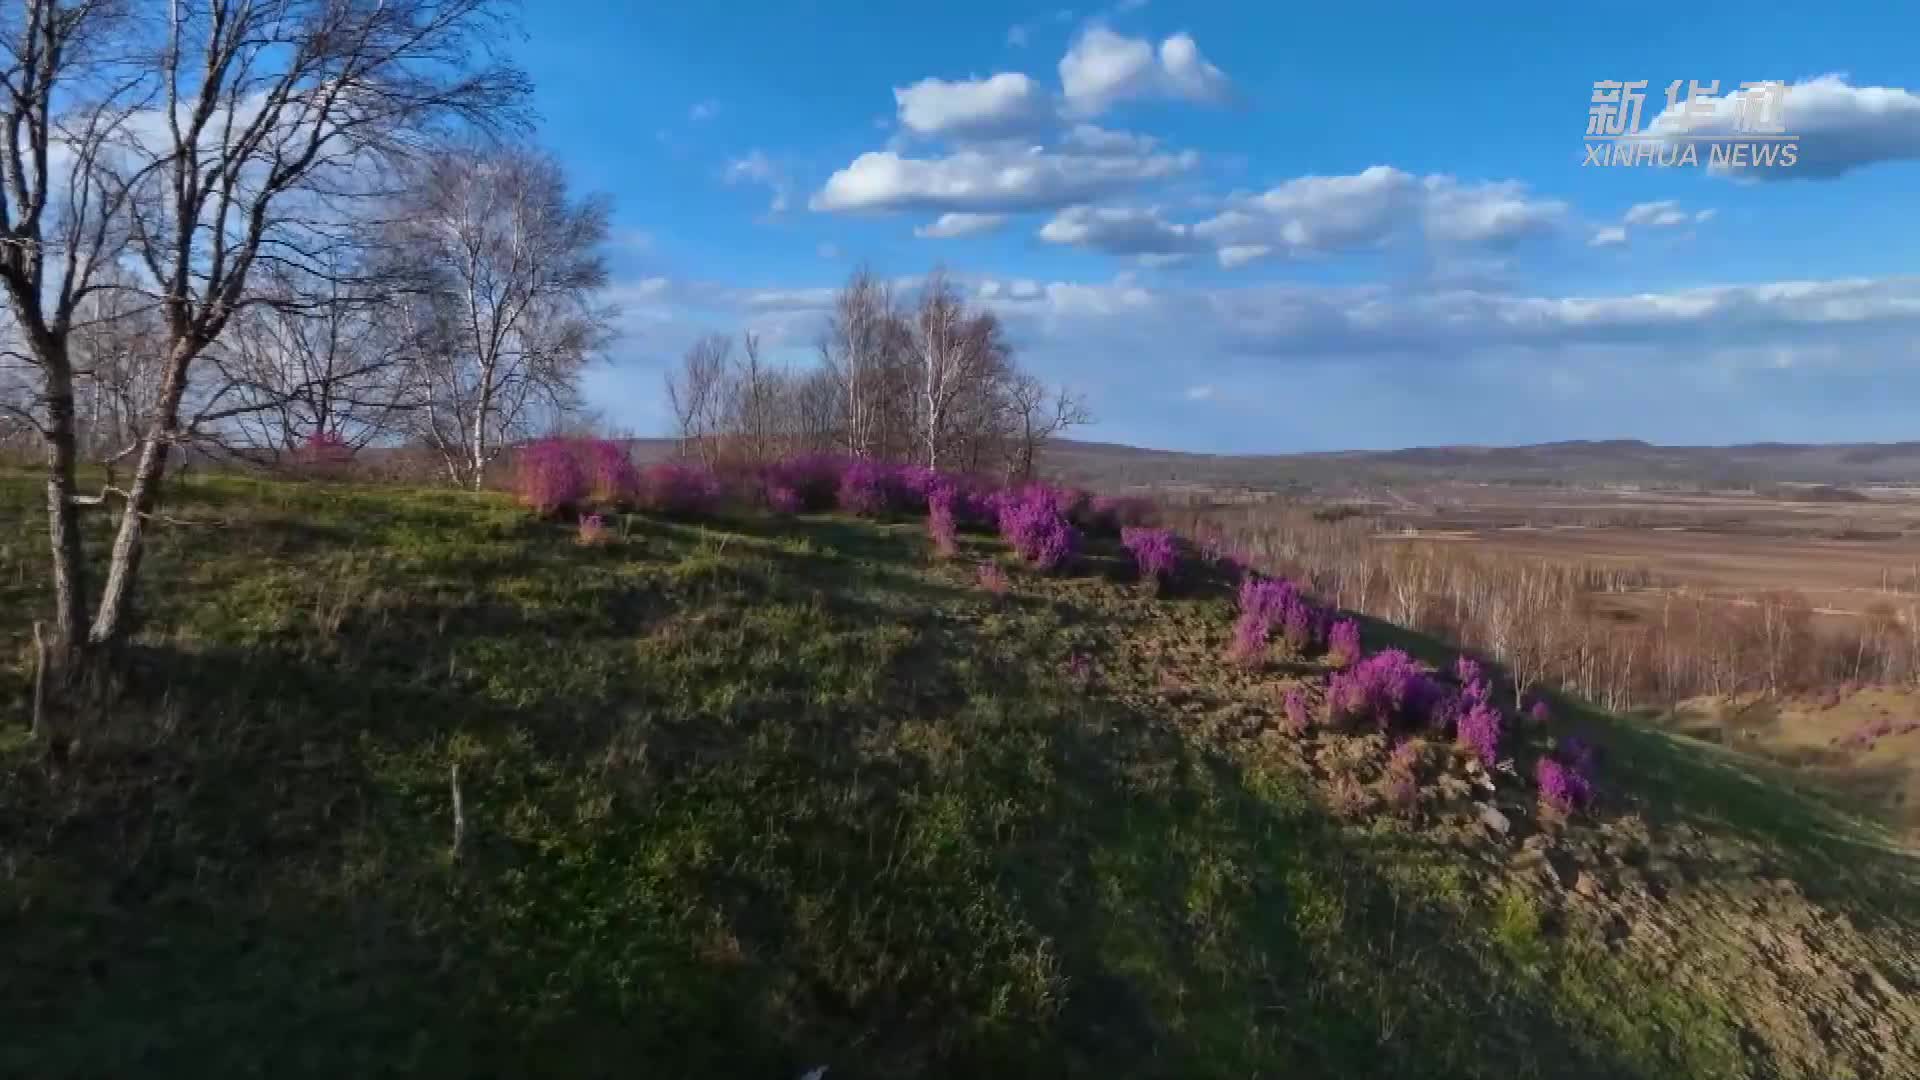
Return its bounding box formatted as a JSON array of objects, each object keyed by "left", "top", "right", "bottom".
[{"left": 1367, "top": 485, "right": 1920, "bottom": 621}]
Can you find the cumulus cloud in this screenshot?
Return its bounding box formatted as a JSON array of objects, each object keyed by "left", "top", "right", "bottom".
[
  {"left": 914, "top": 212, "right": 1011, "bottom": 238},
  {"left": 1646, "top": 74, "right": 1920, "bottom": 180},
  {"left": 894, "top": 72, "right": 1055, "bottom": 138},
  {"left": 810, "top": 144, "right": 1198, "bottom": 213},
  {"left": 1038, "top": 204, "right": 1197, "bottom": 255},
  {"left": 1059, "top": 26, "right": 1232, "bottom": 115},
  {"left": 1192, "top": 166, "right": 1565, "bottom": 263},
  {"left": 1622, "top": 199, "right": 1690, "bottom": 227},
  {"left": 689, "top": 100, "right": 720, "bottom": 122}
]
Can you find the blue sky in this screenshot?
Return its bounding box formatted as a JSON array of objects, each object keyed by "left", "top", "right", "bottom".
[{"left": 513, "top": 1, "right": 1920, "bottom": 452}]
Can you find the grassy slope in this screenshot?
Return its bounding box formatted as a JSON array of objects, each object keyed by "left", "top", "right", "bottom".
[{"left": 2, "top": 469, "right": 1917, "bottom": 1078}]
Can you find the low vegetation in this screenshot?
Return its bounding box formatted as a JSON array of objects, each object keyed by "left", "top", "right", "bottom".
[{"left": 4, "top": 464, "right": 1918, "bottom": 1077}]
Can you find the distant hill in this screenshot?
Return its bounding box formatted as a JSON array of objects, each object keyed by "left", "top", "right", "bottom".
[{"left": 1044, "top": 437, "right": 1920, "bottom": 493}]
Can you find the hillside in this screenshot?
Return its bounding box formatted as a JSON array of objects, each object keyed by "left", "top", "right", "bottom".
[
  {"left": 1045, "top": 438, "right": 1920, "bottom": 493},
  {"left": 3, "top": 470, "right": 1919, "bottom": 1077}
]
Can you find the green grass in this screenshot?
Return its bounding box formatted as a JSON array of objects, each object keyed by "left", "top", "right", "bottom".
[{"left": 2, "top": 467, "right": 1917, "bottom": 1077}]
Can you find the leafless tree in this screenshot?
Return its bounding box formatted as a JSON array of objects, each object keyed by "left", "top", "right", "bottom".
[
  {"left": 198, "top": 263, "right": 426, "bottom": 463},
  {"left": 1006, "top": 374, "right": 1090, "bottom": 482},
  {"left": 912, "top": 269, "right": 1007, "bottom": 470},
  {"left": 666, "top": 332, "right": 731, "bottom": 466},
  {"left": 0, "top": 0, "right": 528, "bottom": 683},
  {"left": 820, "top": 268, "right": 902, "bottom": 460},
  {"left": 394, "top": 146, "right": 612, "bottom": 488}
]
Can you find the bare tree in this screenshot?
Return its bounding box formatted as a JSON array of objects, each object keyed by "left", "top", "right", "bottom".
[
  {"left": 0, "top": 0, "right": 528, "bottom": 682},
  {"left": 820, "top": 268, "right": 900, "bottom": 460},
  {"left": 1006, "top": 374, "right": 1090, "bottom": 481},
  {"left": 395, "top": 146, "right": 612, "bottom": 488},
  {"left": 199, "top": 263, "right": 426, "bottom": 462},
  {"left": 912, "top": 270, "right": 1005, "bottom": 470},
  {"left": 666, "top": 332, "right": 731, "bottom": 466}
]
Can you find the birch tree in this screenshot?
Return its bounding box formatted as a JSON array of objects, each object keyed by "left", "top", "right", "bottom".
[{"left": 0, "top": 0, "right": 527, "bottom": 687}]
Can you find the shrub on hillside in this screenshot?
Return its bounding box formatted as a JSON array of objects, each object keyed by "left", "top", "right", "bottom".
[
  {"left": 584, "top": 440, "right": 640, "bottom": 505},
  {"left": 766, "top": 484, "right": 804, "bottom": 515},
  {"left": 1456, "top": 702, "right": 1503, "bottom": 766},
  {"left": 290, "top": 431, "right": 354, "bottom": 480},
  {"left": 1120, "top": 526, "right": 1178, "bottom": 586},
  {"left": 1535, "top": 756, "right": 1592, "bottom": 814},
  {"left": 996, "top": 487, "right": 1078, "bottom": 571},
  {"left": 1325, "top": 649, "right": 1440, "bottom": 731},
  {"left": 928, "top": 483, "right": 961, "bottom": 558},
  {"left": 764, "top": 454, "right": 845, "bottom": 512},
  {"left": 1327, "top": 619, "right": 1362, "bottom": 668},
  {"left": 639, "top": 462, "right": 720, "bottom": 518},
  {"left": 837, "top": 459, "right": 896, "bottom": 517},
  {"left": 576, "top": 513, "right": 610, "bottom": 546},
  {"left": 977, "top": 561, "right": 1010, "bottom": 596},
  {"left": 516, "top": 437, "right": 587, "bottom": 517},
  {"left": 1281, "top": 687, "right": 1312, "bottom": 736}
]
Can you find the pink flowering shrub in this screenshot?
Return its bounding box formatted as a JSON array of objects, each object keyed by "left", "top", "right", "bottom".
[
  {"left": 584, "top": 440, "right": 639, "bottom": 505},
  {"left": 928, "top": 483, "right": 961, "bottom": 558},
  {"left": 291, "top": 430, "right": 354, "bottom": 479},
  {"left": 1086, "top": 494, "right": 1154, "bottom": 537},
  {"left": 1281, "top": 687, "right": 1312, "bottom": 736},
  {"left": 837, "top": 459, "right": 896, "bottom": 517},
  {"left": 1325, "top": 649, "right": 1440, "bottom": 731},
  {"left": 977, "top": 561, "right": 1010, "bottom": 596},
  {"left": 763, "top": 454, "right": 845, "bottom": 512},
  {"left": 639, "top": 462, "right": 720, "bottom": 518},
  {"left": 576, "top": 513, "right": 610, "bottom": 546},
  {"left": 1327, "top": 619, "right": 1362, "bottom": 668},
  {"left": 766, "top": 484, "right": 804, "bottom": 515},
  {"left": 996, "top": 487, "right": 1078, "bottom": 571},
  {"left": 1528, "top": 700, "right": 1553, "bottom": 725},
  {"left": 1535, "top": 757, "right": 1593, "bottom": 814},
  {"left": 1456, "top": 702, "right": 1503, "bottom": 766},
  {"left": 1232, "top": 576, "right": 1329, "bottom": 661},
  {"left": 1120, "top": 526, "right": 1179, "bottom": 585},
  {"left": 516, "top": 437, "right": 587, "bottom": 517}
]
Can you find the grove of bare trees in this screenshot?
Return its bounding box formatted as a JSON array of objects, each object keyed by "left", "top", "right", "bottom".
[
  {"left": 668, "top": 268, "right": 1088, "bottom": 479},
  {"left": 0, "top": 1, "right": 624, "bottom": 701}
]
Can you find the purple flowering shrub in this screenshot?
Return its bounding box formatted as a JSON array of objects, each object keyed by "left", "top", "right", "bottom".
[
  {"left": 1325, "top": 649, "right": 1440, "bottom": 731},
  {"left": 996, "top": 487, "right": 1078, "bottom": 571},
  {"left": 515, "top": 437, "right": 587, "bottom": 517},
  {"left": 1085, "top": 494, "right": 1155, "bottom": 537},
  {"left": 1528, "top": 700, "right": 1553, "bottom": 725},
  {"left": 584, "top": 440, "right": 640, "bottom": 505},
  {"left": 1326, "top": 619, "right": 1362, "bottom": 668},
  {"left": 766, "top": 484, "right": 804, "bottom": 515},
  {"left": 836, "top": 459, "right": 897, "bottom": 517},
  {"left": 1535, "top": 757, "right": 1593, "bottom": 814},
  {"left": 762, "top": 454, "right": 845, "bottom": 512},
  {"left": 1456, "top": 703, "right": 1503, "bottom": 766},
  {"left": 290, "top": 430, "right": 354, "bottom": 479},
  {"left": 928, "top": 483, "right": 961, "bottom": 558},
  {"left": 640, "top": 462, "right": 720, "bottom": 518},
  {"left": 1120, "top": 526, "right": 1179, "bottom": 586}
]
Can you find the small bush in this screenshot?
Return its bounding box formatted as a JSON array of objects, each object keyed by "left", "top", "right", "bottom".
[
  {"left": 766, "top": 484, "right": 803, "bottom": 515},
  {"left": 1120, "top": 526, "right": 1178, "bottom": 585},
  {"left": 1327, "top": 619, "right": 1361, "bottom": 668},
  {"left": 1535, "top": 757, "right": 1592, "bottom": 814},
  {"left": 576, "top": 513, "right": 610, "bottom": 546},
  {"left": 584, "top": 440, "right": 639, "bottom": 505},
  {"left": 1456, "top": 702, "right": 1503, "bottom": 766},
  {"left": 1325, "top": 649, "right": 1439, "bottom": 731},
  {"left": 516, "top": 438, "right": 587, "bottom": 517},
  {"left": 640, "top": 462, "right": 720, "bottom": 518},
  {"left": 996, "top": 487, "right": 1078, "bottom": 572},
  {"left": 837, "top": 460, "right": 895, "bottom": 517},
  {"left": 928, "top": 484, "right": 961, "bottom": 559},
  {"left": 977, "top": 561, "right": 1010, "bottom": 596},
  {"left": 1281, "top": 687, "right": 1312, "bottom": 736}
]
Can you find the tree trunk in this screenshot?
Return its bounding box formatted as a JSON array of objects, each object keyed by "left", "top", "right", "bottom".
[
  {"left": 41, "top": 353, "right": 89, "bottom": 657},
  {"left": 89, "top": 341, "right": 193, "bottom": 647}
]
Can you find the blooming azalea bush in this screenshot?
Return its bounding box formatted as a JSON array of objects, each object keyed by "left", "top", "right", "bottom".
[
  {"left": 1456, "top": 702, "right": 1503, "bottom": 766},
  {"left": 1536, "top": 756, "right": 1593, "bottom": 814},
  {"left": 927, "top": 482, "right": 961, "bottom": 558},
  {"left": 1281, "top": 687, "right": 1312, "bottom": 736},
  {"left": 515, "top": 437, "right": 588, "bottom": 517},
  {"left": 639, "top": 462, "right": 720, "bottom": 518},
  {"left": 996, "top": 486, "right": 1078, "bottom": 571},
  {"left": 1325, "top": 649, "right": 1441, "bottom": 731},
  {"left": 1327, "top": 619, "right": 1362, "bottom": 668},
  {"left": 1120, "top": 526, "right": 1179, "bottom": 586},
  {"left": 290, "top": 430, "right": 354, "bottom": 480},
  {"left": 576, "top": 513, "right": 610, "bottom": 546},
  {"left": 766, "top": 484, "right": 804, "bottom": 515},
  {"left": 977, "top": 561, "right": 1010, "bottom": 596},
  {"left": 584, "top": 440, "right": 640, "bottom": 505}
]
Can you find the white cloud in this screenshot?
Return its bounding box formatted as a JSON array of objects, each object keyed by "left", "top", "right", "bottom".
[
  {"left": 810, "top": 144, "right": 1197, "bottom": 213},
  {"left": 894, "top": 73, "right": 1054, "bottom": 138},
  {"left": 1038, "top": 204, "right": 1196, "bottom": 255},
  {"left": 1589, "top": 225, "right": 1628, "bottom": 248},
  {"left": 689, "top": 100, "right": 720, "bottom": 122},
  {"left": 1646, "top": 74, "right": 1920, "bottom": 180},
  {"left": 1184, "top": 384, "right": 1215, "bottom": 400},
  {"left": 1623, "top": 199, "right": 1689, "bottom": 228},
  {"left": 914, "top": 212, "right": 1011, "bottom": 238},
  {"left": 1059, "top": 123, "right": 1158, "bottom": 154},
  {"left": 1007, "top": 25, "right": 1030, "bottom": 47},
  {"left": 1059, "top": 26, "right": 1232, "bottom": 115},
  {"left": 1193, "top": 166, "right": 1564, "bottom": 261},
  {"left": 724, "top": 150, "right": 791, "bottom": 214},
  {"left": 1217, "top": 244, "right": 1272, "bottom": 268},
  {"left": 1420, "top": 176, "right": 1567, "bottom": 247}
]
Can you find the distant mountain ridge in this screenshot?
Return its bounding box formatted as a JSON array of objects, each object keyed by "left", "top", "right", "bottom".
[{"left": 1042, "top": 437, "right": 1920, "bottom": 492}]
